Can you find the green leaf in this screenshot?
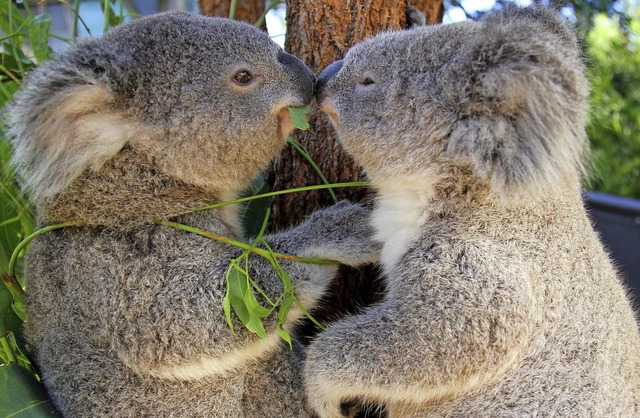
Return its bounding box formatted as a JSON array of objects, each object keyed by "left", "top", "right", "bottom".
[
  {"left": 226, "top": 263, "right": 251, "bottom": 326},
  {"left": 222, "top": 287, "right": 234, "bottom": 334},
  {"left": 0, "top": 363, "right": 62, "bottom": 417},
  {"left": 243, "top": 282, "right": 271, "bottom": 318},
  {"left": 0, "top": 285, "right": 20, "bottom": 337},
  {"left": 276, "top": 294, "right": 294, "bottom": 348},
  {"left": 2, "top": 274, "right": 25, "bottom": 322},
  {"left": 240, "top": 173, "right": 273, "bottom": 239},
  {"left": 244, "top": 313, "right": 267, "bottom": 339},
  {"left": 276, "top": 323, "right": 292, "bottom": 348},
  {"left": 27, "top": 15, "right": 53, "bottom": 63},
  {"left": 225, "top": 259, "right": 272, "bottom": 338},
  {"left": 0, "top": 331, "right": 36, "bottom": 375},
  {"left": 288, "top": 106, "right": 310, "bottom": 131}
]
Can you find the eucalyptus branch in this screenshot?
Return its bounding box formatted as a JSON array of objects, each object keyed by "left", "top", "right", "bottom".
[
  {"left": 256, "top": 0, "right": 283, "bottom": 28},
  {"left": 9, "top": 221, "right": 77, "bottom": 280},
  {"left": 8, "top": 182, "right": 368, "bottom": 288},
  {"left": 154, "top": 220, "right": 338, "bottom": 266},
  {"left": 192, "top": 181, "right": 368, "bottom": 212},
  {"left": 229, "top": 0, "right": 238, "bottom": 20},
  {"left": 288, "top": 137, "right": 338, "bottom": 202}
]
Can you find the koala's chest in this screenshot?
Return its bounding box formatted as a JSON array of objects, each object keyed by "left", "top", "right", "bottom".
[{"left": 372, "top": 194, "right": 429, "bottom": 273}]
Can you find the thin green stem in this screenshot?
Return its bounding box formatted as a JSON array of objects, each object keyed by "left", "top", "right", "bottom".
[
  {"left": 260, "top": 239, "right": 325, "bottom": 330},
  {"left": 0, "top": 215, "right": 20, "bottom": 229},
  {"left": 0, "top": 32, "right": 23, "bottom": 43},
  {"left": 7, "top": 4, "right": 25, "bottom": 76},
  {"left": 0, "top": 333, "right": 17, "bottom": 364},
  {"left": 154, "top": 220, "right": 338, "bottom": 266},
  {"left": 0, "top": 74, "right": 15, "bottom": 101},
  {"left": 0, "top": 179, "right": 34, "bottom": 230},
  {"left": 228, "top": 0, "right": 237, "bottom": 19},
  {"left": 192, "top": 182, "right": 368, "bottom": 213},
  {"left": 256, "top": 0, "right": 282, "bottom": 27},
  {"left": 59, "top": 0, "right": 92, "bottom": 38},
  {"left": 294, "top": 298, "right": 325, "bottom": 330},
  {"left": 0, "top": 63, "right": 21, "bottom": 84},
  {"left": 247, "top": 269, "right": 277, "bottom": 308},
  {"left": 103, "top": 0, "right": 111, "bottom": 34},
  {"left": 21, "top": 0, "right": 33, "bottom": 17},
  {"left": 7, "top": 183, "right": 366, "bottom": 278},
  {"left": 9, "top": 221, "right": 77, "bottom": 278},
  {"left": 288, "top": 137, "right": 338, "bottom": 202},
  {"left": 239, "top": 207, "right": 277, "bottom": 305},
  {"left": 72, "top": 0, "right": 81, "bottom": 40}
]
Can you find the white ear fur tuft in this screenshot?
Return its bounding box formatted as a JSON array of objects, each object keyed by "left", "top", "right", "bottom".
[{"left": 10, "top": 85, "right": 132, "bottom": 201}]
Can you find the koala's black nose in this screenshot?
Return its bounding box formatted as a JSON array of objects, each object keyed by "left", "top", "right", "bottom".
[
  {"left": 315, "top": 59, "right": 344, "bottom": 102},
  {"left": 278, "top": 51, "right": 315, "bottom": 105}
]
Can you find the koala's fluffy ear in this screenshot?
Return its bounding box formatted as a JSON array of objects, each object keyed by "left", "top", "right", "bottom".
[
  {"left": 445, "top": 5, "right": 589, "bottom": 197},
  {"left": 9, "top": 84, "right": 133, "bottom": 202}
]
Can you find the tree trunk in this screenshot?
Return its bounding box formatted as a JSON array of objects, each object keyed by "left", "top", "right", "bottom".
[
  {"left": 198, "top": 0, "right": 265, "bottom": 25},
  {"left": 271, "top": 0, "right": 444, "bottom": 336}
]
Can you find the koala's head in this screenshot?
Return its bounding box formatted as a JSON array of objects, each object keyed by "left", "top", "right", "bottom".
[
  {"left": 316, "top": 6, "right": 588, "bottom": 199},
  {"left": 9, "top": 12, "right": 313, "bottom": 209}
]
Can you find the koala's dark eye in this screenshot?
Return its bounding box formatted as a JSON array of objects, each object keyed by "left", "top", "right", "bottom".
[
  {"left": 360, "top": 77, "right": 375, "bottom": 86},
  {"left": 233, "top": 70, "right": 253, "bottom": 85}
]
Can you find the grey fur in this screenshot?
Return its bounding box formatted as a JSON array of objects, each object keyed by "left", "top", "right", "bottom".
[
  {"left": 309, "top": 5, "right": 640, "bottom": 417},
  {"left": 8, "top": 12, "right": 379, "bottom": 417}
]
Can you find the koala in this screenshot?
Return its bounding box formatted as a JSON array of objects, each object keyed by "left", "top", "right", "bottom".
[
  {"left": 309, "top": 5, "right": 640, "bottom": 417},
  {"left": 8, "top": 12, "right": 379, "bottom": 417}
]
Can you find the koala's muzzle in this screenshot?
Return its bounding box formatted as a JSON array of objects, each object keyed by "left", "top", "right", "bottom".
[
  {"left": 315, "top": 59, "right": 344, "bottom": 102},
  {"left": 278, "top": 51, "right": 315, "bottom": 105}
]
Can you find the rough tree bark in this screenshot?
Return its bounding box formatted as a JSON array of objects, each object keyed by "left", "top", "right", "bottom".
[
  {"left": 270, "top": 0, "right": 444, "bottom": 333},
  {"left": 198, "top": 0, "right": 265, "bottom": 25}
]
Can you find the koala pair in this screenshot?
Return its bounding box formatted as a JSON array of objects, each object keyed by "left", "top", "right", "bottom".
[
  {"left": 307, "top": 5, "right": 640, "bottom": 417},
  {"left": 9, "top": 12, "right": 378, "bottom": 417},
  {"left": 11, "top": 6, "right": 640, "bottom": 418}
]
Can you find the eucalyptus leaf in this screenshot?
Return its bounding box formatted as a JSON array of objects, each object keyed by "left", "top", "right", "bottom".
[
  {"left": 277, "top": 293, "right": 294, "bottom": 324},
  {"left": 222, "top": 289, "right": 234, "bottom": 334},
  {"left": 0, "top": 285, "right": 20, "bottom": 336},
  {"left": 28, "top": 15, "right": 53, "bottom": 63},
  {"left": 244, "top": 313, "right": 267, "bottom": 338},
  {"left": 226, "top": 264, "right": 251, "bottom": 326},
  {"left": 288, "top": 106, "right": 310, "bottom": 131},
  {"left": 240, "top": 173, "right": 272, "bottom": 239},
  {"left": 2, "top": 275, "right": 25, "bottom": 322},
  {"left": 0, "top": 363, "right": 62, "bottom": 417},
  {"left": 276, "top": 323, "right": 292, "bottom": 348},
  {"left": 242, "top": 282, "right": 271, "bottom": 318}
]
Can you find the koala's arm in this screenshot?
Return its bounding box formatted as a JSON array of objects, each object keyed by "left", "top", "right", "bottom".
[
  {"left": 105, "top": 202, "right": 379, "bottom": 379},
  {"left": 265, "top": 201, "right": 381, "bottom": 266},
  {"left": 304, "top": 240, "right": 533, "bottom": 417}
]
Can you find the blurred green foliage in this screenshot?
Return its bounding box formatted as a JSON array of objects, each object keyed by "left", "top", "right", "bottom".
[
  {"left": 586, "top": 2, "right": 640, "bottom": 198},
  {"left": 0, "top": 0, "right": 43, "bottom": 373}
]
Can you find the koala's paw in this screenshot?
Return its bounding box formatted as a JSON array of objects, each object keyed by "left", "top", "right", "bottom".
[{"left": 299, "top": 201, "right": 382, "bottom": 266}]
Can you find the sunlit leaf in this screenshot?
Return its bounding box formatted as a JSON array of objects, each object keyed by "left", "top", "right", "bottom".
[
  {"left": 28, "top": 15, "right": 53, "bottom": 63},
  {"left": 243, "top": 284, "right": 271, "bottom": 318},
  {"left": 288, "top": 106, "right": 310, "bottom": 131},
  {"left": 226, "top": 263, "right": 251, "bottom": 326},
  {"left": 0, "top": 363, "right": 61, "bottom": 417},
  {"left": 276, "top": 323, "right": 292, "bottom": 348}
]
